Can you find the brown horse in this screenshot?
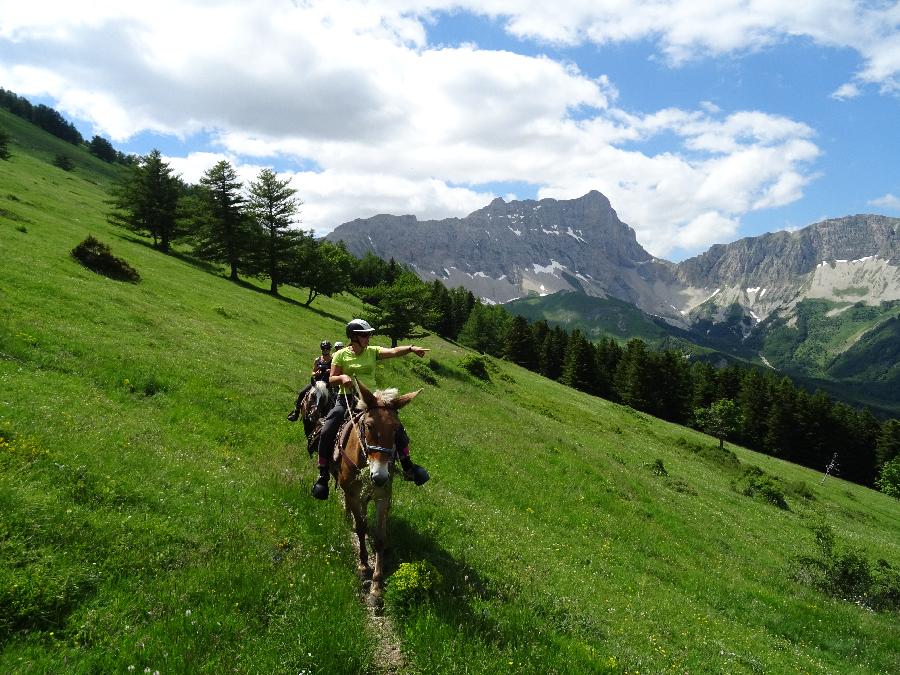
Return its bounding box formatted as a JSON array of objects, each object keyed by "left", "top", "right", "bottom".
[{"left": 333, "top": 381, "right": 420, "bottom": 607}]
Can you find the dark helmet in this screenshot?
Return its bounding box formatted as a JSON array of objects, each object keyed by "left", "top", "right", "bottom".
[
  {"left": 320, "top": 340, "right": 332, "bottom": 350},
  {"left": 346, "top": 318, "right": 376, "bottom": 338}
]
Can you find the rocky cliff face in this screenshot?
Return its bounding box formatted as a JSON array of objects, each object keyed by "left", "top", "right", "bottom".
[
  {"left": 326, "top": 193, "right": 900, "bottom": 331},
  {"left": 675, "top": 215, "right": 900, "bottom": 326},
  {"left": 327, "top": 190, "right": 693, "bottom": 321}
]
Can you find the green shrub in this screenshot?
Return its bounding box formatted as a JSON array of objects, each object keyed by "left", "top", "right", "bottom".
[
  {"left": 458, "top": 354, "right": 489, "bottom": 381},
  {"left": 52, "top": 153, "right": 74, "bottom": 171},
  {"left": 733, "top": 466, "right": 788, "bottom": 510},
  {"left": 71, "top": 235, "right": 140, "bottom": 282},
  {"left": 876, "top": 456, "right": 900, "bottom": 498},
  {"left": 385, "top": 560, "right": 443, "bottom": 616},
  {"left": 407, "top": 358, "right": 437, "bottom": 385},
  {"left": 647, "top": 458, "right": 668, "bottom": 476},
  {"left": 793, "top": 523, "right": 900, "bottom": 612}
]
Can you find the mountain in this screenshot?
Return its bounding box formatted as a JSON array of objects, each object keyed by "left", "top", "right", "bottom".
[
  {"left": 327, "top": 191, "right": 699, "bottom": 323},
  {"left": 327, "top": 192, "right": 900, "bottom": 407}
]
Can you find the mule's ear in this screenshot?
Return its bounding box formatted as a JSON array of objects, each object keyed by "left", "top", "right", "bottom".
[
  {"left": 393, "top": 388, "right": 422, "bottom": 410},
  {"left": 357, "top": 380, "right": 377, "bottom": 409}
]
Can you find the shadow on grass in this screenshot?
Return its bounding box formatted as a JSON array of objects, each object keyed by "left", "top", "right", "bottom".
[
  {"left": 385, "top": 515, "right": 500, "bottom": 627},
  {"left": 112, "top": 232, "right": 347, "bottom": 322}
]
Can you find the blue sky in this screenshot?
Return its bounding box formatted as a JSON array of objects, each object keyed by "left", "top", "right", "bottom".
[{"left": 1, "top": 1, "right": 899, "bottom": 260}]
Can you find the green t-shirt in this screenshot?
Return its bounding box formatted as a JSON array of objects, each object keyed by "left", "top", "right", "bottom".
[{"left": 332, "top": 345, "right": 382, "bottom": 392}]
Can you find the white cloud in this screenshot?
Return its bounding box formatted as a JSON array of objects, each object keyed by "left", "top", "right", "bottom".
[
  {"left": 831, "top": 82, "right": 861, "bottom": 100},
  {"left": 0, "top": 0, "right": 850, "bottom": 256},
  {"left": 869, "top": 193, "right": 900, "bottom": 211}
]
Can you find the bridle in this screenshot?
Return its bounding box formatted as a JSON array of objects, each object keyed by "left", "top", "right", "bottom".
[{"left": 338, "top": 377, "right": 397, "bottom": 473}]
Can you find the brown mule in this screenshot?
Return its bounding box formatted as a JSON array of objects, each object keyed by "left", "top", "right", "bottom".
[{"left": 333, "top": 381, "right": 421, "bottom": 608}]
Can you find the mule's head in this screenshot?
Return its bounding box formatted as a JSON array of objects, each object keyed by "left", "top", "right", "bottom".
[{"left": 357, "top": 382, "right": 421, "bottom": 487}]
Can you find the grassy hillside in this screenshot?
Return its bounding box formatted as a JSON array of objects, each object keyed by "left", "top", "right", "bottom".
[{"left": 2, "top": 119, "right": 899, "bottom": 674}]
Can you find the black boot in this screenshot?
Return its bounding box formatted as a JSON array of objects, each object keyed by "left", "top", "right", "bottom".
[
  {"left": 287, "top": 409, "right": 300, "bottom": 422},
  {"left": 311, "top": 465, "right": 329, "bottom": 500},
  {"left": 400, "top": 457, "right": 429, "bottom": 486}
]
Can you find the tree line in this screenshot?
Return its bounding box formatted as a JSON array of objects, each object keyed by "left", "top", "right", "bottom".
[
  {"left": 108, "top": 147, "right": 900, "bottom": 496},
  {"left": 0, "top": 88, "right": 136, "bottom": 165}
]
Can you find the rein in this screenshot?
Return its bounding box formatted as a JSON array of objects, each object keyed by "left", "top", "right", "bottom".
[{"left": 338, "top": 378, "right": 397, "bottom": 474}]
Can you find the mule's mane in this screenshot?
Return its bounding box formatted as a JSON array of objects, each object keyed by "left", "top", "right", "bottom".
[{"left": 355, "top": 387, "right": 399, "bottom": 410}]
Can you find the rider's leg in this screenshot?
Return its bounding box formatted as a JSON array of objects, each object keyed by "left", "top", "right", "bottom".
[
  {"left": 396, "top": 424, "right": 429, "bottom": 485},
  {"left": 311, "top": 398, "right": 347, "bottom": 499}
]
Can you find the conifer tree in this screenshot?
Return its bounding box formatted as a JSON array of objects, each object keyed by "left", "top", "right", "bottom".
[
  {"left": 108, "top": 149, "right": 181, "bottom": 253},
  {"left": 690, "top": 361, "right": 719, "bottom": 410},
  {"left": 876, "top": 420, "right": 900, "bottom": 469},
  {"left": 0, "top": 126, "right": 11, "bottom": 160},
  {"left": 245, "top": 168, "right": 303, "bottom": 295},
  {"left": 764, "top": 377, "right": 798, "bottom": 458},
  {"left": 504, "top": 315, "right": 538, "bottom": 370},
  {"left": 560, "top": 329, "right": 599, "bottom": 394},
  {"left": 614, "top": 338, "right": 654, "bottom": 409},
  {"left": 425, "top": 280, "right": 454, "bottom": 338},
  {"left": 739, "top": 369, "right": 771, "bottom": 449},
  {"left": 544, "top": 326, "right": 569, "bottom": 381},
  {"left": 594, "top": 337, "right": 622, "bottom": 400},
  {"left": 653, "top": 350, "right": 692, "bottom": 423},
  {"left": 449, "top": 288, "right": 477, "bottom": 340},
  {"left": 191, "top": 160, "right": 251, "bottom": 281},
  {"left": 88, "top": 134, "right": 117, "bottom": 162}
]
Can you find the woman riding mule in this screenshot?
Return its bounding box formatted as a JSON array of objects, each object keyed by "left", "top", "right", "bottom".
[
  {"left": 311, "top": 319, "right": 430, "bottom": 500},
  {"left": 287, "top": 340, "right": 335, "bottom": 422},
  {"left": 337, "top": 381, "right": 421, "bottom": 605}
]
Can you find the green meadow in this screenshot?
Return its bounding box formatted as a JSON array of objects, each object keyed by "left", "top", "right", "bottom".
[{"left": 1, "top": 112, "right": 898, "bottom": 674}]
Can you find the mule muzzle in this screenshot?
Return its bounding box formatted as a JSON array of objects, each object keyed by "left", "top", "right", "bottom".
[{"left": 370, "top": 460, "right": 391, "bottom": 487}]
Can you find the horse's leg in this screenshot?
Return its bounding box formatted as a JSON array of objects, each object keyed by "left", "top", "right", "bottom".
[
  {"left": 370, "top": 493, "right": 392, "bottom": 601},
  {"left": 343, "top": 480, "right": 372, "bottom": 580}
]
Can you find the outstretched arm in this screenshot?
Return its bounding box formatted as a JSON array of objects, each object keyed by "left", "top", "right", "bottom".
[{"left": 377, "top": 345, "right": 430, "bottom": 360}]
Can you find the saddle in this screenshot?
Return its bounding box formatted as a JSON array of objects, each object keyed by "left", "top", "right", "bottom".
[{"left": 333, "top": 411, "right": 365, "bottom": 465}]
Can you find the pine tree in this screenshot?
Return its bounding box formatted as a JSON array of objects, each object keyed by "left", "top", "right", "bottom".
[
  {"left": 0, "top": 126, "right": 11, "bottom": 160},
  {"left": 107, "top": 149, "right": 181, "bottom": 253},
  {"left": 191, "top": 160, "right": 250, "bottom": 281},
  {"left": 424, "top": 280, "right": 454, "bottom": 338},
  {"left": 690, "top": 361, "right": 719, "bottom": 410},
  {"left": 88, "top": 135, "right": 117, "bottom": 162},
  {"left": 594, "top": 337, "right": 622, "bottom": 400},
  {"left": 560, "top": 330, "right": 599, "bottom": 394},
  {"left": 738, "top": 369, "right": 771, "bottom": 451},
  {"left": 245, "top": 168, "right": 303, "bottom": 295},
  {"left": 764, "top": 377, "right": 797, "bottom": 458},
  {"left": 536, "top": 327, "right": 562, "bottom": 380},
  {"left": 504, "top": 315, "right": 538, "bottom": 370},
  {"left": 614, "top": 339, "right": 654, "bottom": 410},
  {"left": 653, "top": 350, "right": 692, "bottom": 423}
]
